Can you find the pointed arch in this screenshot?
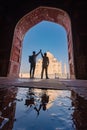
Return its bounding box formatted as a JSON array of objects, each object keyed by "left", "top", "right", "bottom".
[{"left": 8, "top": 6, "right": 75, "bottom": 79}]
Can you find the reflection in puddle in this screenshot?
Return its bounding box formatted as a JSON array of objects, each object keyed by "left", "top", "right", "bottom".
[{"left": 0, "top": 87, "right": 87, "bottom": 130}]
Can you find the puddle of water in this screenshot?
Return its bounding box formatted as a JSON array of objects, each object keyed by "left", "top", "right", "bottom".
[{"left": 0, "top": 87, "right": 87, "bottom": 130}]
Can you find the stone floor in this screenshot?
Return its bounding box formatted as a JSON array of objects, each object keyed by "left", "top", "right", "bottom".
[{"left": 0, "top": 77, "right": 87, "bottom": 100}]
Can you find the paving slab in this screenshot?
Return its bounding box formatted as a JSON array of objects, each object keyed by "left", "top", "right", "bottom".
[{"left": 0, "top": 77, "right": 87, "bottom": 100}]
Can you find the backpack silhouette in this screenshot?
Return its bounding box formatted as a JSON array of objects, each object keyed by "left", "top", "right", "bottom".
[{"left": 29, "top": 56, "right": 33, "bottom": 63}]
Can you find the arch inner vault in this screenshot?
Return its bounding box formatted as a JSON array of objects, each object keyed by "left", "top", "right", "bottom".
[{"left": 8, "top": 6, "right": 75, "bottom": 79}]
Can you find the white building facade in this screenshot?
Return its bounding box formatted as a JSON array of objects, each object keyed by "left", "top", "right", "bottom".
[
  {"left": 35, "top": 51, "right": 67, "bottom": 79},
  {"left": 19, "top": 51, "right": 68, "bottom": 79}
]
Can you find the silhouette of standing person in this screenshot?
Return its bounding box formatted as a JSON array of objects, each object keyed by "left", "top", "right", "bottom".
[
  {"left": 34, "top": 91, "right": 49, "bottom": 116},
  {"left": 41, "top": 52, "right": 49, "bottom": 79},
  {"left": 39, "top": 93, "right": 49, "bottom": 111},
  {"left": 29, "top": 50, "right": 41, "bottom": 78}
]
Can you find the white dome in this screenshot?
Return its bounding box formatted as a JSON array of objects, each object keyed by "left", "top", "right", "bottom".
[{"left": 47, "top": 51, "right": 54, "bottom": 59}]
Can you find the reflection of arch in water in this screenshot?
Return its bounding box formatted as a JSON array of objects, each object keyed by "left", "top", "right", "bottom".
[
  {"left": 8, "top": 6, "right": 75, "bottom": 79},
  {"left": 33, "top": 89, "right": 71, "bottom": 110},
  {"left": 46, "top": 89, "right": 71, "bottom": 109},
  {"left": 0, "top": 87, "right": 18, "bottom": 129}
]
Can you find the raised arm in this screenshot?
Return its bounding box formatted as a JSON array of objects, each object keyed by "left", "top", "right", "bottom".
[
  {"left": 36, "top": 49, "right": 41, "bottom": 56},
  {"left": 41, "top": 51, "right": 43, "bottom": 58}
]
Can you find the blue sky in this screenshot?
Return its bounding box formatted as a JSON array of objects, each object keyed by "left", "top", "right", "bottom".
[{"left": 20, "top": 20, "right": 69, "bottom": 73}]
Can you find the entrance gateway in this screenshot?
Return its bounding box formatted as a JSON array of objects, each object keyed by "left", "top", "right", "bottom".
[{"left": 8, "top": 6, "right": 75, "bottom": 79}]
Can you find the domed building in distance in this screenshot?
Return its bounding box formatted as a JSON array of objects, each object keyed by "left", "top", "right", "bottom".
[{"left": 35, "top": 51, "right": 68, "bottom": 79}]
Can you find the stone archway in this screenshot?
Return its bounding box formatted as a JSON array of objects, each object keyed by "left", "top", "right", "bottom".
[{"left": 8, "top": 6, "right": 75, "bottom": 79}]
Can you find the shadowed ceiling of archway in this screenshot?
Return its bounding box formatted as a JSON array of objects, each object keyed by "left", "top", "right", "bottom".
[
  {"left": 15, "top": 6, "right": 71, "bottom": 41},
  {"left": 0, "top": 0, "right": 73, "bottom": 14}
]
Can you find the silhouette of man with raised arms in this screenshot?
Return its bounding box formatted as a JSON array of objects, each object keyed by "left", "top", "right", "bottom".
[
  {"left": 41, "top": 52, "right": 49, "bottom": 79},
  {"left": 34, "top": 90, "right": 49, "bottom": 116},
  {"left": 29, "top": 50, "right": 41, "bottom": 78}
]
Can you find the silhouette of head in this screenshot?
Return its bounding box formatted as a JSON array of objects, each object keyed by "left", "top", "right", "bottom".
[
  {"left": 44, "top": 53, "right": 47, "bottom": 56},
  {"left": 33, "top": 51, "right": 35, "bottom": 55}
]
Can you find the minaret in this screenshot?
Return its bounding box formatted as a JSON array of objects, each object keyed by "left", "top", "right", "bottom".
[{"left": 64, "top": 63, "right": 67, "bottom": 74}]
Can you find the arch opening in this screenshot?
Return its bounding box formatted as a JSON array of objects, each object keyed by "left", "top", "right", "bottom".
[
  {"left": 20, "top": 20, "right": 69, "bottom": 79},
  {"left": 8, "top": 6, "right": 75, "bottom": 79}
]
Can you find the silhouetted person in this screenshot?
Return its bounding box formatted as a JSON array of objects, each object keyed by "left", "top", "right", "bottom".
[
  {"left": 25, "top": 88, "right": 35, "bottom": 108},
  {"left": 29, "top": 50, "right": 41, "bottom": 78},
  {"left": 41, "top": 52, "right": 49, "bottom": 79},
  {"left": 40, "top": 93, "right": 49, "bottom": 111},
  {"left": 34, "top": 92, "right": 49, "bottom": 116}
]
